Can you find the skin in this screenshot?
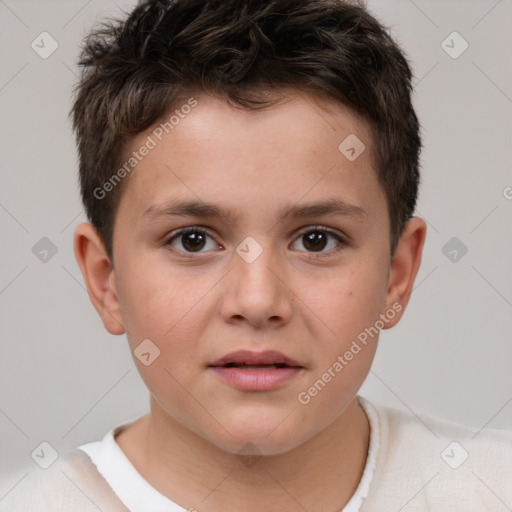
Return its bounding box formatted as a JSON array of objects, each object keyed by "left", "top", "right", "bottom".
[{"left": 74, "top": 88, "right": 426, "bottom": 511}]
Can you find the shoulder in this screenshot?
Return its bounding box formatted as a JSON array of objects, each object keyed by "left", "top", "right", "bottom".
[
  {"left": 0, "top": 449, "right": 128, "bottom": 512},
  {"left": 359, "top": 396, "right": 512, "bottom": 511},
  {"left": 372, "top": 398, "right": 512, "bottom": 465}
]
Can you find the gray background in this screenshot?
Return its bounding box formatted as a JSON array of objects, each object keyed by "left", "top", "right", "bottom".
[{"left": 1, "top": 0, "right": 511, "bottom": 498}]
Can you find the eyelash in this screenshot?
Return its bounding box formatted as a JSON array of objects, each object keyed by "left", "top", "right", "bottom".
[{"left": 163, "top": 225, "right": 348, "bottom": 259}]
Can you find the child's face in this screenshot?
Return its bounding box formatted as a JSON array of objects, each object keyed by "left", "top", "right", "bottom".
[{"left": 97, "top": 90, "right": 418, "bottom": 454}]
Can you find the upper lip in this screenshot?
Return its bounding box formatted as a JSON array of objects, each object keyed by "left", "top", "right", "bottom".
[{"left": 209, "top": 350, "right": 303, "bottom": 367}]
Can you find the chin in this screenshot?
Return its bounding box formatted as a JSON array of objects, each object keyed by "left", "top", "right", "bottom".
[
  {"left": 216, "top": 435, "right": 304, "bottom": 458},
  {"left": 207, "top": 416, "right": 310, "bottom": 457}
]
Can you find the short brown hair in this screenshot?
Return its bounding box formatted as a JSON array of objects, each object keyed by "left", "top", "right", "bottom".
[{"left": 71, "top": 0, "right": 421, "bottom": 260}]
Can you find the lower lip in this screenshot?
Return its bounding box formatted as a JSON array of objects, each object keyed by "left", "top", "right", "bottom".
[{"left": 209, "top": 366, "right": 302, "bottom": 391}]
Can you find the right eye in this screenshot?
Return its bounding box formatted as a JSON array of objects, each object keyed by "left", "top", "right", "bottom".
[{"left": 165, "top": 227, "right": 221, "bottom": 254}]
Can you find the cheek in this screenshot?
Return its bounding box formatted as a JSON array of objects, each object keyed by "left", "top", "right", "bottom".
[
  {"left": 120, "top": 290, "right": 211, "bottom": 412},
  {"left": 117, "top": 256, "right": 215, "bottom": 343},
  {"left": 117, "top": 271, "right": 221, "bottom": 407},
  {"left": 295, "top": 273, "right": 383, "bottom": 419},
  {"left": 303, "top": 261, "right": 388, "bottom": 342}
]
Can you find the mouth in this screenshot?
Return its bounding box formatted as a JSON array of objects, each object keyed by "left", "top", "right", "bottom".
[
  {"left": 208, "top": 350, "right": 304, "bottom": 391},
  {"left": 221, "top": 363, "right": 294, "bottom": 369},
  {"left": 209, "top": 349, "right": 302, "bottom": 368}
]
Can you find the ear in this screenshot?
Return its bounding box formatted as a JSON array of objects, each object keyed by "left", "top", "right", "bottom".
[
  {"left": 73, "top": 222, "right": 125, "bottom": 335},
  {"left": 382, "top": 217, "right": 427, "bottom": 329}
]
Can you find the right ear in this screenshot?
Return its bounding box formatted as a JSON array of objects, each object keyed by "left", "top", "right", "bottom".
[{"left": 73, "top": 222, "right": 125, "bottom": 335}]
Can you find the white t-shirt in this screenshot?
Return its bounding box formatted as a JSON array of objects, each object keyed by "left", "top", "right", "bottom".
[
  {"left": 76, "top": 395, "right": 379, "bottom": 512},
  {"left": 2, "top": 396, "right": 511, "bottom": 511}
]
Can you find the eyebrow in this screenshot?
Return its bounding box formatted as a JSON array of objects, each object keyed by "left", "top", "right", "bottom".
[{"left": 142, "top": 198, "right": 367, "bottom": 223}]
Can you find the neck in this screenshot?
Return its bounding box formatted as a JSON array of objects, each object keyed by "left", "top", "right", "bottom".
[{"left": 116, "top": 397, "right": 370, "bottom": 512}]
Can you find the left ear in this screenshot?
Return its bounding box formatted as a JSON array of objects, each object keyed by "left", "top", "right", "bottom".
[{"left": 382, "top": 217, "right": 427, "bottom": 329}]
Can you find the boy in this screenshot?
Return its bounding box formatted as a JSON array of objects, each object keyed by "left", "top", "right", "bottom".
[{"left": 3, "top": 0, "right": 511, "bottom": 510}]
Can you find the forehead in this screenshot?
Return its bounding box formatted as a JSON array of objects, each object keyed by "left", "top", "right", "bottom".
[
  {"left": 116, "top": 89, "right": 383, "bottom": 225},
  {"left": 162, "top": 88, "right": 373, "bottom": 156}
]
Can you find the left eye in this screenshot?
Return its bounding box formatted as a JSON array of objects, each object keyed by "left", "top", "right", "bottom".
[{"left": 290, "top": 229, "right": 344, "bottom": 253}]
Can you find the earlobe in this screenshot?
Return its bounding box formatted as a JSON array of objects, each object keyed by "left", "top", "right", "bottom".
[
  {"left": 73, "top": 222, "right": 125, "bottom": 335},
  {"left": 382, "top": 217, "right": 427, "bottom": 329}
]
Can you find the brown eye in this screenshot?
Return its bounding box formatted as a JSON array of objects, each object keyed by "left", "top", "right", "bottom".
[
  {"left": 180, "top": 232, "right": 206, "bottom": 252},
  {"left": 302, "top": 231, "right": 328, "bottom": 252},
  {"left": 166, "top": 228, "right": 218, "bottom": 253},
  {"left": 291, "top": 228, "right": 345, "bottom": 255}
]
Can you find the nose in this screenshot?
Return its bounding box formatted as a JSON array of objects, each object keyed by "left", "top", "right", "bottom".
[{"left": 219, "top": 244, "right": 293, "bottom": 329}]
